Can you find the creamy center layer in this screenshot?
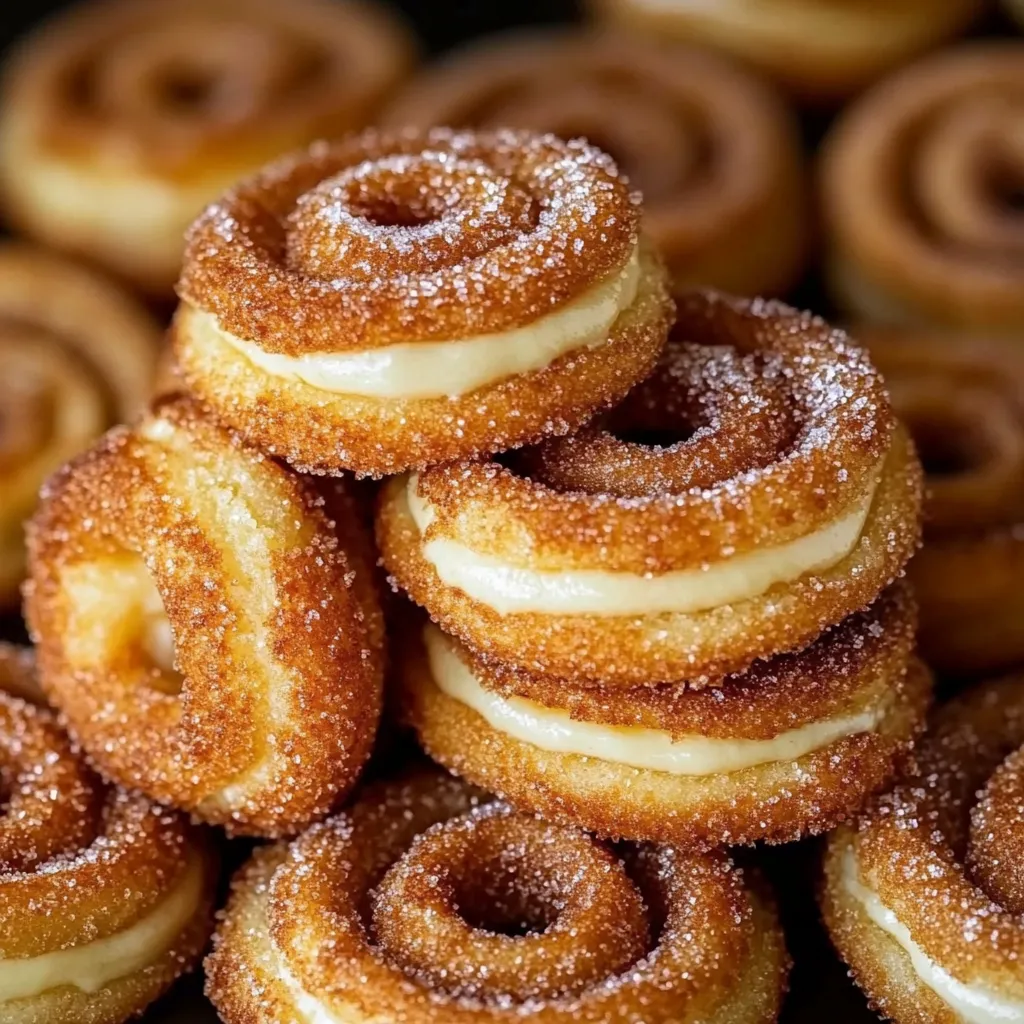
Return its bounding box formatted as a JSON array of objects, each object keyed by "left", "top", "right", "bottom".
[
  {"left": 426, "top": 625, "right": 881, "bottom": 774},
  {"left": 205, "top": 244, "right": 641, "bottom": 400},
  {"left": 406, "top": 470, "right": 878, "bottom": 617},
  {"left": 0, "top": 855, "right": 204, "bottom": 1002},
  {"left": 843, "top": 851, "right": 1024, "bottom": 1024}
]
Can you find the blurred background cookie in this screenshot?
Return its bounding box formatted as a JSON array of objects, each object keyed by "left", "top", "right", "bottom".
[
  {"left": 0, "top": 243, "right": 159, "bottom": 608},
  {"left": 384, "top": 31, "right": 808, "bottom": 298},
  {"left": 822, "top": 43, "right": 1024, "bottom": 334},
  {"left": 0, "top": 0, "right": 414, "bottom": 296},
  {"left": 859, "top": 325, "right": 1024, "bottom": 681},
  {"left": 588, "top": 0, "right": 985, "bottom": 103}
]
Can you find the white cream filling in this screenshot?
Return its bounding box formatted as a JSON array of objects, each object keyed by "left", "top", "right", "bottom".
[
  {"left": 0, "top": 855, "right": 203, "bottom": 1002},
  {"left": 208, "top": 244, "right": 641, "bottom": 400},
  {"left": 426, "top": 625, "right": 880, "bottom": 774},
  {"left": 406, "top": 473, "right": 877, "bottom": 617},
  {"left": 843, "top": 852, "right": 1024, "bottom": 1023}
]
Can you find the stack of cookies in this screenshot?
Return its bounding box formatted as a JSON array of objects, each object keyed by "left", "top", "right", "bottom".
[
  {"left": 379, "top": 290, "right": 928, "bottom": 848},
  {"left": 13, "top": 127, "right": 929, "bottom": 1024}
]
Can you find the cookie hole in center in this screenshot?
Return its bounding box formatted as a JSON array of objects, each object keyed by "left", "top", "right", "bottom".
[
  {"left": 450, "top": 859, "right": 562, "bottom": 938},
  {"left": 351, "top": 198, "right": 442, "bottom": 229},
  {"left": 909, "top": 416, "right": 984, "bottom": 478},
  {"left": 157, "top": 67, "right": 218, "bottom": 113}
]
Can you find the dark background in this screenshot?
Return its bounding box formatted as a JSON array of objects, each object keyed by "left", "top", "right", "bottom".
[{"left": 1, "top": 1, "right": 581, "bottom": 56}]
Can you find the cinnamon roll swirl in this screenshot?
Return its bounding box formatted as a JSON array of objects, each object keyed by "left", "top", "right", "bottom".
[
  {"left": 0, "top": 0, "right": 413, "bottom": 294},
  {"left": 25, "top": 395, "right": 384, "bottom": 837},
  {"left": 0, "top": 683, "right": 216, "bottom": 1024},
  {"left": 378, "top": 291, "right": 923, "bottom": 686},
  {"left": 861, "top": 325, "right": 1024, "bottom": 678},
  {"left": 398, "top": 586, "right": 931, "bottom": 847},
  {"left": 208, "top": 771, "right": 789, "bottom": 1024},
  {"left": 384, "top": 32, "right": 807, "bottom": 298},
  {"left": 823, "top": 44, "right": 1024, "bottom": 334},
  {"left": 823, "top": 674, "right": 1024, "bottom": 1023},
  {"left": 0, "top": 244, "right": 159, "bottom": 607},
  {"left": 174, "top": 128, "right": 673, "bottom": 476}
]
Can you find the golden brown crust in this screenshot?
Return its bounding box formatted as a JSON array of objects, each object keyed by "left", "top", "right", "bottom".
[
  {"left": 179, "top": 129, "right": 640, "bottom": 351},
  {"left": 0, "top": 0, "right": 414, "bottom": 293},
  {"left": 206, "top": 770, "right": 789, "bottom": 1024},
  {"left": 378, "top": 293, "right": 922, "bottom": 686},
  {"left": 589, "top": 0, "right": 982, "bottom": 102},
  {"left": 821, "top": 674, "right": 1024, "bottom": 1023},
  {"left": 173, "top": 127, "right": 673, "bottom": 475},
  {"left": 0, "top": 688, "right": 216, "bottom": 1024},
  {"left": 25, "top": 394, "right": 384, "bottom": 837},
  {"left": 455, "top": 584, "right": 916, "bottom": 739},
  {"left": 173, "top": 244, "right": 671, "bottom": 477},
  {"left": 858, "top": 325, "right": 1024, "bottom": 677},
  {"left": 0, "top": 244, "right": 159, "bottom": 607},
  {"left": 397, "top": 590, "right": 931, "bottom": 847},
  {"left": 382, "top": 31, "right": 807, "bottom": 297},
  {"left": 823, "top": 44, "right": 1024, "bottom": 333}
]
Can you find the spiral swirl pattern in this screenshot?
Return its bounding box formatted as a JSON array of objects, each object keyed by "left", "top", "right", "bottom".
[
  {"left": 207, "top": 771, "right": 788, "bottom": 1024},
  {"left": 823, "top": 44, "right": 1024, "bottom": 333},
  {"left": 378, "top": 291, "right": 923, "bottom": 685},
  {"left": 823, "top": 675, "right": 1024, "bottom": 1023},
  {"left": 860, "top": 326, "right": 1024, "bottom": 678},
  {"left": 0, "top": 0, "right": 413, "bottom": 292},
  {"left": 383, "top": 32, "right": 807, "bottom": 297},
  {"left": 174, "top": 127, "right": 672, "bottom": 475},
  {"left": 0, "top": 244, "right": 159, "bottom": 607},
  {"left": 180, "top": 128, "right": 638, "bottom": 350},
  {"left": 0, "top": 685, "right": 215, "bottom": 1022}
]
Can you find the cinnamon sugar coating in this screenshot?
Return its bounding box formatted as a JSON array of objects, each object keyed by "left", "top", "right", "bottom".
[
  {"left": 206, "top": 770, "right": 789, "bottom": 1024},
  {"left": 590, "top": 0, "right": 982, "bottom": 103},
  {"left": 0, "top": 685, "right": 216, "bottom": 1024},
  {"left": 378, "top": 292, "right": 923, "bottom": 685},
  {"left": 174, "top": 128, "right": 672, "bottom": 475},
  {"left": 179, "top": 129, "right": 639, "bottom": 351},
  {"left": 823, "top": 44, "right": 1024, "bottom": 334},
  {"left": 859, "top": 325, "right": 1024, "bottom": 678},
  {"left": 25, "top": 394, "right": 384, "bottom": 837},
  {"left": 398, "top": 586, "right": 931, "bottom": 847},
  {"left": 0, "top": 0, "right": 413, "bottom": 293},
  {"left": 0, "top": 243, "right": 160, "bottom": 607},
  {"left": 822, "top": 674, "right": 1024, "bottom": 1023},
  {"left": 173, "top": 243, "right": 671, "bottom": 477},
  {"left": 383, "top": 31, "right": 807, "bottom": 297}
]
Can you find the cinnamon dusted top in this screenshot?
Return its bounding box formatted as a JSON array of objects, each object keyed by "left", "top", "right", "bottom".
[
  {"left": 178, "top": 128, "right": 641, "bottom": 353},
  {"left": 418, "top": 291, "right": 897, "bottom": 572}
]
